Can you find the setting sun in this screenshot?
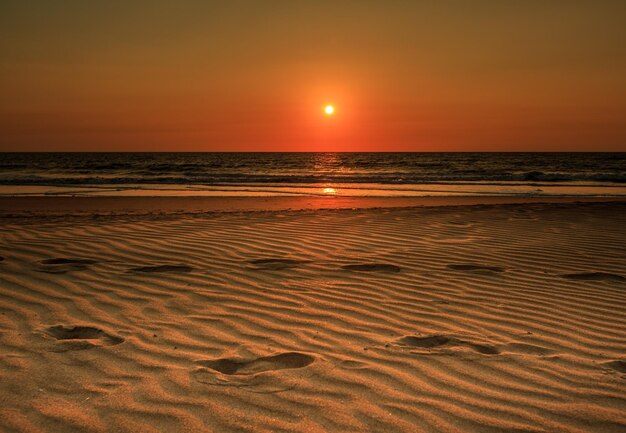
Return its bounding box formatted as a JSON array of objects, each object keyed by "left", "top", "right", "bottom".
[{"left": 2, "top": 3, "right": 626, "bottom": 432}]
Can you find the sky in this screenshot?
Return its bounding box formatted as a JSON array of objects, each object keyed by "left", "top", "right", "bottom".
[{"left": 1, "top": 1, "right": 626, "bottom": 152}]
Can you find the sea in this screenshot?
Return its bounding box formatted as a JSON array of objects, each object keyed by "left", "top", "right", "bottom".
[{"left": 1, "top": 152, "right": 625, "bottom": 197}]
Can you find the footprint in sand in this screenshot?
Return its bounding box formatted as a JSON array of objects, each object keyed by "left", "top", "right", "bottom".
[
  {"left": 248, "top": 258, "right": 308, "bottom": 270},
  {"left": 37, "top": 258, "right": 97, "bottom": 274},
  {"left": 129, "top": 265, "right": 193, "bottom": 273},
  {"left": 197, "top": 352, "right": 314, "bottom": 375},
  {"left": 396, "top": 335, "right": 451, "bottom": 348},
  {"left": 560, "top": 272, "right": 625, "bottom": 281},
  {"left": 464, "top": 342, "right": 501, "bottom": 355},
  {"left": 193, "top": 352, "right": 317, "bottom": 392},
  {"left": 396, "top": 334, "right": 500, "bottom": 355},
  {"left": 447, "top": 264, "right": 504, "bottom": 273},
  {"left": 45, "top": 325, "right": 124, "bottom": 351},
  {"left": 604, "top": 360, "right": 626, "bottom": 374},
  {"left": 342, "top": 264, "right": 401, "bottom": 273}
]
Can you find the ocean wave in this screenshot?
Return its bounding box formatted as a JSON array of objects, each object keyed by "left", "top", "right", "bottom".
[
  {"left": 1, "top": 153, "right": 625, "bottom": 186},
  {"left": 0, "top": 172, "right": 625, "bottom": 185}
]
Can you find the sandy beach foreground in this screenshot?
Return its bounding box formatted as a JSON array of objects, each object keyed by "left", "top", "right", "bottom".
[{"left": 0, "top": 201, "right": 625, "bottom": 433}]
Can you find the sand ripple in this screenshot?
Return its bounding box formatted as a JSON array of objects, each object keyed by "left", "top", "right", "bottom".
[{"left": 1, "top": 202, "right": 625, "bottom": 432}]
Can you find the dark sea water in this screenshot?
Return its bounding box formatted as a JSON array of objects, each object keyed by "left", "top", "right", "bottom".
[{"left": 1, "top": 153, "right": 625, "bottom": 197}]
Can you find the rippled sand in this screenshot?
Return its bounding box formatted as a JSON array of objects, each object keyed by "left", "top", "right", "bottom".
[{"left": 1, "top": 202, "right": 625, "bottom": 432}]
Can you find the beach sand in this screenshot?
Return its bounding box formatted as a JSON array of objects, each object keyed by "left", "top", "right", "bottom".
[{"left": 0, "top": 200, "right": 625, "bottom": 432}]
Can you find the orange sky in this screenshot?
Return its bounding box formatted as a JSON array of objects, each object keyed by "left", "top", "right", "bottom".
[{"left": 1, "top": 1, "right": 626, "bottom": 152}]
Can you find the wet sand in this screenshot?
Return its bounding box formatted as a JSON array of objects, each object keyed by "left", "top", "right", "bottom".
[{"left": 2, "top": 195, "right": 624, "bottom": 217}]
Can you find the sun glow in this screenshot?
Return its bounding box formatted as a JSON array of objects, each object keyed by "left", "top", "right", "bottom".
[
  {"left": 324, "top": 105, "right": 335, "bottom": 116},
  {"left": 322, "top": 187, "right": 336, "bottom": 194}
]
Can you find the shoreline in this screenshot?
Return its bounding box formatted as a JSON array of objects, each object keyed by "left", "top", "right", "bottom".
[{"left": 2, "top": 195, "right": 626, "bottom": 218}]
